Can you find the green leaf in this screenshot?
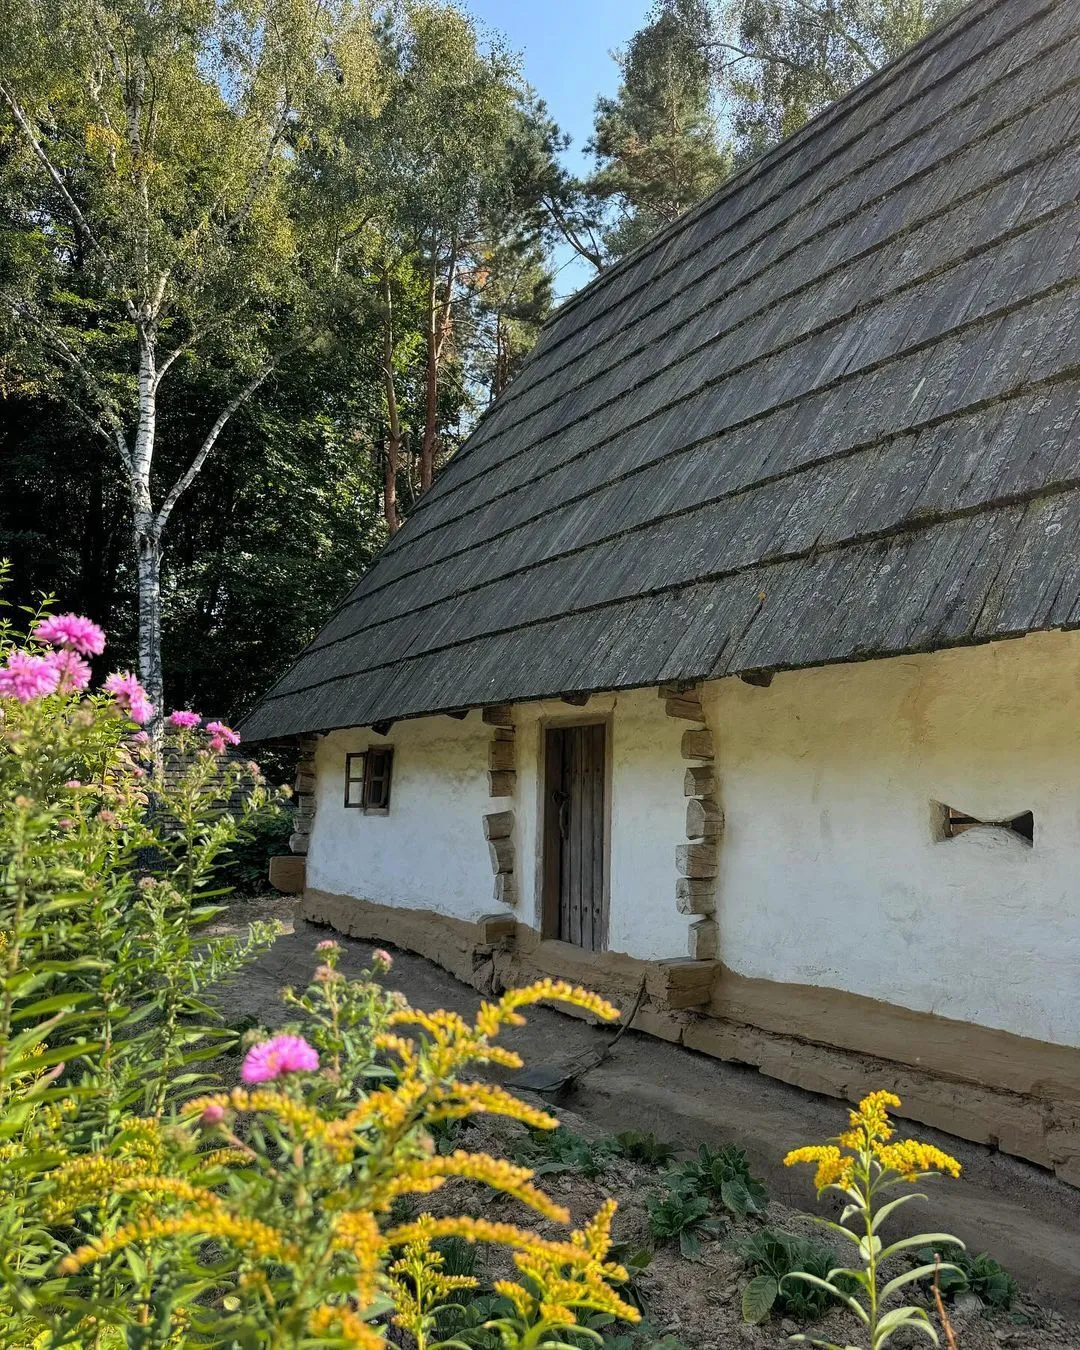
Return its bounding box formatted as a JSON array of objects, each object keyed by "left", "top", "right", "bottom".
[
  {"left": 879, "top": 1233, "right": 964, "bottom": 1263},
  {"left": 742, "top": 1275, "right": 778, "bottom": 1324},
  {"left": 721, "top": 1176, "right": 750, "bottom": 1217},
  {"left": 678, "top": 1228, "right": 701, "bottom": 1260},
  {"left": 870, "top": 1193, "right": 925, "bottom": 1232},
  {"left": 10, "top": 992, "right": 95, "bottom": 1021},
  {"left": 880, "top": 1264, "right": 962, "bottom": 1303},
  {"left": 782, "top": 1273, "right": 868, "bottom": 1325}
]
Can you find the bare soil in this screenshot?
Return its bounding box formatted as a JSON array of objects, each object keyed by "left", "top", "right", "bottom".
[{"left": 207, "top": 898, "right": 1080, "bottom": 1347}]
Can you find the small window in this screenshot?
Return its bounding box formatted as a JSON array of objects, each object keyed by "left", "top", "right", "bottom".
[
  {"left": 935, "top": 803, "right": 1033, "bottom": 846},
  {"left": 344, "top": 748, "right": 394, "bottom": 812}
]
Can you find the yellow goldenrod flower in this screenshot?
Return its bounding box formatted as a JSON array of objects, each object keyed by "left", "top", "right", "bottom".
[
  {"left": 308, "top": 1302, "right": 385, "bottom": 1347},
  {"left": 873, "top": 1138, "right": 961, "bottom": 1179},
  {"left": 57, "top": 1211, "right": 298, "bottom": 1273},
  {"left": 782, "top": 1145, "right": 854, "bottom": 1191},
  {"left": 378, "top": 1150, "right": 569, "bottom": 1224},
  {"left": 849, "top": 1090, "right": 901, "bottom": 1142}
]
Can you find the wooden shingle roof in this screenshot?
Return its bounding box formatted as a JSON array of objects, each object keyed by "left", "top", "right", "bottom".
[{"left": 243, "top": 0, "right": 1080, "bottom": 740}]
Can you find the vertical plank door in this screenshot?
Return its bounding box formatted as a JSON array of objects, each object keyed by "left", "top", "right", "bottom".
[{"left": 542, "top": 723, "right": 607, "bottom": 951}]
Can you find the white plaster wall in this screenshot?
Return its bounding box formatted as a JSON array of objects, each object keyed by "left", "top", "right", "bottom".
[
  {"left": 306, "top": 719, "right": 495, "bottom": 923},
  {"left": 514, "top": 689, "right": 692, "bottom": 961},
  {"left": 706, "top": 630, "right": 1080, "bottom": 1049},
  {"left": 307, "top": 688, "right": 693, "bottom": 961}
]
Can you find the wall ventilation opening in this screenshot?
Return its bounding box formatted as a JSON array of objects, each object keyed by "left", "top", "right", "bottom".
[{"left": 934, "top": 804, "right": 1034, "bottom": 846}]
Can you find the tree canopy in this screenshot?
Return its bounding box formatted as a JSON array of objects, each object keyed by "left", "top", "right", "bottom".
[{"left": 0, "top": 0, "right": 966, "bottom": 722}]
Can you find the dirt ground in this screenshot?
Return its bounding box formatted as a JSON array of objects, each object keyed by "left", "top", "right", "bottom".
[{"left": 208, "top": 897, "right": 1080, "bottom": 1345}]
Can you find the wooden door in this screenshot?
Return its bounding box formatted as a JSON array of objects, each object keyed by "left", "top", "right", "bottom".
[{"left": 542, "top": 723, "right": 607, "bottom": 950}]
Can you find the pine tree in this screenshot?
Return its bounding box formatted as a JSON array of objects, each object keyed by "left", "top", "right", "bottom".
[{"left": 585, "top": 0, "right": 733, "bottom": 261}]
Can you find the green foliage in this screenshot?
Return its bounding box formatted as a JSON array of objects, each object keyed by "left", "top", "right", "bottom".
[
  {"left": 611, "top": 1131, "right": 679, "bottom": 1168},
  {"left": 725, "top": 0, "right": 967, "bottom": 161},
  {"left": 671, "top": 1143, "right": 769, "bottom": 1217},
  {"left": 0, "top": 595, "right": 283, "bottom": 1341},
  {"left": 917, "top": 1244, "right": 1019, "bottom": 1310},
  {"left": 645, "top": 1184, "right": 723, "bottom": 1259},
  {"left": 214, "top": 798, "right": 292, "bottom": 894},
  {"left": 0, "top": 616, "right": 637, "bottom": 1345},
  {"left": 585, "top": 0, "right": 731, "bottom": 259},
  {"left": 606, "top": 1244, "right": 655, "bottom": 1319},
  {"left": 737, "top": 1228, "right": 852, "bottom": 1323},
  {"left": 516, "top": 1125, "right": 617, "bottom": 1177}
]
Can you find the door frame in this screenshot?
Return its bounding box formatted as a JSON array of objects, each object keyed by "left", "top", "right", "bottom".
[{"left": 536, "top": 711, "right": 612, "bottom": 949}]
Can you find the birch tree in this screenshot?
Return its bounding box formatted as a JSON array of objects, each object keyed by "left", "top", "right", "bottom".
[
  {"left": 0, "top": 0, "right": 380, "bottom": 726},
  {"left": 716, "top": 0, "right": 967, "bottom": 157}
]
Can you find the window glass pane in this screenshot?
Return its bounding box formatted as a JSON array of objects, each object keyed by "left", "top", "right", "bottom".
[{"left": 344, "top": 752, "right": 366, "bottom": 807}]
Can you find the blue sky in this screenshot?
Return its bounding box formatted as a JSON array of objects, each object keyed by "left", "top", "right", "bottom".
[{"left": 468, "top": 0, "right": 654, "bottom": 298}]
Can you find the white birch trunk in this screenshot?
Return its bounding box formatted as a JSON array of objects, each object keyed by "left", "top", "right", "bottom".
[{"left": 132, "top": 330, "right": 164, "bottom": 734}]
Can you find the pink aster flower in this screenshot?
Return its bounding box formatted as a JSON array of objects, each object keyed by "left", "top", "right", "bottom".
[
  {"left": 105, "top": 672, "right": 154, "bottom": 725},
  {"left": 240, "top": 1034, "right": 319, "bottom": 1084},
  {"left": 206, "top": 720, "right": 240, "bottom": 746},
  {"left": 372, "top": 948, "right": 393, "bottom": 972},
  {"left": 33, "top": 613, "right": 106, "bottom": 657},
  {"left": 199, "top": 1102, "right": 226, "bottom": 1127},
  {"left": 132, "top": 730, "right": 150, "bottom": 745},
  {"left": 168, "top": 709, "right": 201, "bottom": 729},
  {"left": 45, "top": 648, "right": 91, "bottom": 693},
  {"left": 0, "top": 652, "right": 61, "bottom": 703}
]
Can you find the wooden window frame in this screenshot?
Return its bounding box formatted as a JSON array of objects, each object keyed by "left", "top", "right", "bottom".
[{"left": 344, "top": 747, "right": 394, "bottom": 814}]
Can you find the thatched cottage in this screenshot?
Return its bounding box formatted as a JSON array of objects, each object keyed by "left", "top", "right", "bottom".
[{"left": 243, "top": 0, "right": 1080, "bottom": 1180}]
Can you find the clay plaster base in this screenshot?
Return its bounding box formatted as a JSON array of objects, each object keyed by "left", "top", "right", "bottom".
[{"left": 302, "top": 888, "right": 1080, "bottom": 1185}]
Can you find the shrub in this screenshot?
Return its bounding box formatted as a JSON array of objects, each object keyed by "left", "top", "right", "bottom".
[
  {"left": 738, "top": 1227, "right": 853, "bottom": 1323},
  {"left": 917, "top": 1244, "right": 1019, "bottom": 1310},
  {"left": 0, "top": 590, "right": 640, "bottom": 1348},
  {"left": 611, "top": 1131, "right": 679, "bottom": 1168},
  {"left": 517, "top": 1124, "right": 618, "bottom": 1177},
  {"left": 672, "top": 1143, "right": 769, "bottom": 1218},
  {"left": 645, "top": 1183, "right": 723, "bottom": 1259}
]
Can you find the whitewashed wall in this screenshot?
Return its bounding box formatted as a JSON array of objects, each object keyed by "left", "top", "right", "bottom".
[
  {"left": 306, "top": 687, "right": 692, "bottom": 959},
  {"left": 708, "top": 629, "right": 1080, "bottom": 1049},
  {"left": 306, "top": 629, "right": 1080, "bottom": 1048},
  {"left": 514, "top": 689, "right": 692, "bottom": 961},
  {"left": 307, "top": 719, "right": 494, "bottom": 923}
]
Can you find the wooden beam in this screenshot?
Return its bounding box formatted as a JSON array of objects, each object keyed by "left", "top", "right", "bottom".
[
  {"left": 488, "top": 770, "right": 516, "bottom": 798},
  {"left": 295, "top": 769, "right": 316, "bottom": 794},
  {"left": 488, "top": 837, "right": 514, "bottom": 875},
  {"left": 665, "top": 696, "right": 704, "bottom": 722},
  {"left": 488, "top": 739, "right": 516, "bottom": 772},
  {"left": 676, "top": 877, "right": 716, "bottom": 915},
  {"left": 688, "top": 918, "right": 719, "bottom": 961},
  {"left": 483, "top": 810, "right": 514, "bottom": 841},
  {"left": 492, "top": 875, "right": 518, "bottom": 907},
  {"left": 659, "top": 681, "right": 698, "bottom": 697},
  {"left": 482, "top": 705, "right": 514, "bottom": 727},
  {"left": 676, "top": 842, "right": 718, "bottom": 879},
  {"left": 478, "top": 910, "right": 517, "bottom": 942},
  {"left": 684, "top": 765, "right": 716, "bottom": 797},
  {"left": 686, "top": 798, "right": 723, "bottom": 840},
  {"left": 681, "top": 728, "right": 715, "bottom": 761}
]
